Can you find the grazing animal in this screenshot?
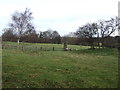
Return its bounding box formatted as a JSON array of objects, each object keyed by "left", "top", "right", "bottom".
[{"left": 65, "top": 48, "right": 72, "bottom": 51}]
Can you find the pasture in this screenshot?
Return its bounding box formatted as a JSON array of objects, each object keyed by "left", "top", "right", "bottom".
[{"left": 2, "top": 42, "right": 118, "bottom": 88}]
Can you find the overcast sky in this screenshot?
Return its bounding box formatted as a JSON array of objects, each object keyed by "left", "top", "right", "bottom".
[{"left": 0, "top": 0, "right": 119, "bottom": 36}]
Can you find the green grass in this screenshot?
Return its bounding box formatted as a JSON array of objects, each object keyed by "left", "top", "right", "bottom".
[
  {"left": 2, "top": 41, "right": 90, "bottom": 51},
  {"left": 2, "top": 42, "right": 118, "bottom": 88}
]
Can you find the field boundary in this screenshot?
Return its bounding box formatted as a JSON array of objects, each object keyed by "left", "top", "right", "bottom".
[{"left": 2, "top": 44, "right": 63, "bottom": 52}]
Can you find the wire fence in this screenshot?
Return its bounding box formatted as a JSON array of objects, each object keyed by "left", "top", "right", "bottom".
[{"left": 2, "top": 44, "right": 64, "bottom": 53}]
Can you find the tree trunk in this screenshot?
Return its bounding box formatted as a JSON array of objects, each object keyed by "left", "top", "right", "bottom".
[
  {"left": 91, "top": 43, "right": 95, "bottom": 49},
  {"left": 63, "top": 42, "right": 67, "bottom": 51},
  {"left": 90, "top": 38, "right": 95, "bottom": 49},
  {"left": 101, "top": 37, "right": 105, "bottom": 48},
  {"left": 98, "top": 42, "right": 100, "bottom": 49},
  {"left": 97, "top": 34, "right": 100, "bottom": 49},
  {"left": 17, "top": 37, "right": 20, "bottom": 45},
  {"left": 102, "top": 39, "right": 105, "bottom": 48}
]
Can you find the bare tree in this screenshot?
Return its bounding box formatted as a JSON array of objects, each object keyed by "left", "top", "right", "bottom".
[
  {"left": 52, "top": 31, "right": 61, "bottom": 44},
  {"left": 41, "top": 29, "right": 61, "bottom": 43},
  {"left": 76, "top": 17, "right": 119, "bottom": 48},
  {"left": 76, "top": 23, "right": 98, "bottom": 49},
  {"left": 9, "top": 8, "right": 34, "bottom": 44},
  {"left": 42, "top": 30, "right": 53, "bottom": 39},
  {"left": 98, "top": 17, "right": 119, "bottom": 48}
]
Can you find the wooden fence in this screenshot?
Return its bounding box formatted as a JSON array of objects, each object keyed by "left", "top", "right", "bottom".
[{"left": 2, "top": 44, "right": 63, "bottom": 52}]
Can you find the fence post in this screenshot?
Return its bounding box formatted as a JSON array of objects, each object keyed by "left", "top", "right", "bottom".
[
  {"left": 36, "top": 46, "right": 37, "bottom": 53},
  {"left": 29, "top": 46, "right": 32, "bottom": 52},
  {"left": 2, "top": 45, "right": 4, "bottom": 49},
  {"left": 22, "top": 46, "right": 23, "bottom": 51},
  {"left": 53, "top": 47, "right": 55, "bottom": 51}
]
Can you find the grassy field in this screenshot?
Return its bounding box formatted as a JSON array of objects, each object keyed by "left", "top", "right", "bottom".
[{"left": 2, "top": 42, "right": 118, "bottom": 88}]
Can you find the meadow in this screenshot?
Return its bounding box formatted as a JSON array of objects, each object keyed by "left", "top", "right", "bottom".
[{"left": 2, "top": 42, "right": 118, "bottom": 88}]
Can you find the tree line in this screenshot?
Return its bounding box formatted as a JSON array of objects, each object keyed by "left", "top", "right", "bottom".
[
  {"left": 75, "top": 17, "right": 120, "bottom": 49},
  {"left": 61, "top": 17, "right": 120, "bottom": 49},
  {"left": 1, "top": 8, "right": 120, "bottom": 49},
  {"left": 2, "top": 8, "right": 61, "bottom": 44},
  {"left": 2, "top": 28, "right": 62, "bottom": 44}
]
